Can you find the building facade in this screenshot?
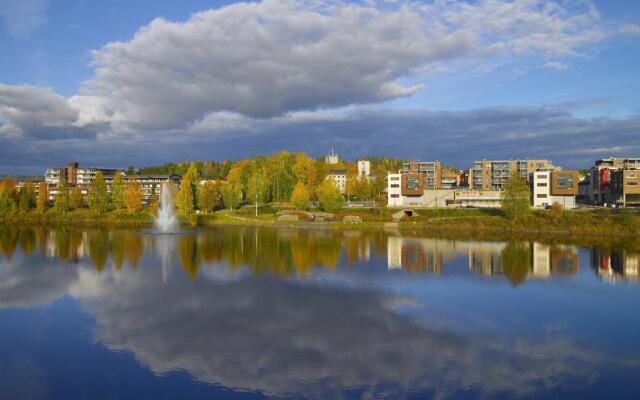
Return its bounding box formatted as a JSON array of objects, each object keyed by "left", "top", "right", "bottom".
[
  {"left": 357, "top": 160, "right": 371, "bottom": 180},
  {"left": 402, "top": 161, "right": 442, "bottom": 189},
  {"left": 531, "top": 170, "right": 579, "bottom": 208},
  {"left": 325, "top": 149, "right": 339, "bottom": 165},
  {"left": 469, "top": 159, "right": 557, "bottom": 190},
  {"left": 590, "top": 158, "right": 640, "bottom": 205},
  {"left": 326, "top": 169, "right": 347, "bottom": 194}
]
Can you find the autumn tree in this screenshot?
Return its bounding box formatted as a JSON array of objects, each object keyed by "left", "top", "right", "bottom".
[
  {"left": 111, "top": 171, "right": 125, "bottom": 209},
  {"left": 317, "top": 179, "right": 343, "bottom": 212},
  {"left": 36, "top": 182, "right": 48, "bottom": 213},
  {"left": 550, "top": 201, "right": 564, "bottom": 221},
  {"left": 69, "top": 187, "right": 83, "bottom": 210},
  {"left": 54, "top": 180, "right": 70, "bottom": 214},
  {"left": 18, "top": 183, "right": 36, "bottom": 212},
  {"left": 176, "top": 174, "right": 194, "bottom": 216},
  {"left": 0, "top": 180, "right": 16, "bottom": 216},
  {"left": 221, "top": 181, "right": 242, "bottom": 210},
  {"left": 501, "top": 173, "right": 531, "bottom": 221},
  {"left": 183, "top": 163, "right": 200, "bottom": 210},
  {"left": 247, "top": 167, "right": 270, "bottom": 215},
  {"left": 291, "top": 181, "right": 310, "bottom": 210},
  {"left": 87, "top": 170, "right": 110, "bottom": 214},
  {"left": 124, "top": 177, "right": 144, "bottom": 213},
  {"left": 198, "top": 181, "right": 220, "bottom": 213}
]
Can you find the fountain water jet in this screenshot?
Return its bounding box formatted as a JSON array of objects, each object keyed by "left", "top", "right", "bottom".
[{"left": 154, "top": 182, "right": 179, "bottom": 234}]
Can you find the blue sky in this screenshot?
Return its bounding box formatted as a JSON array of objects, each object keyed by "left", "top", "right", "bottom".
[{"left": 0, "top": 0, "right": 639, "bottom": 174}]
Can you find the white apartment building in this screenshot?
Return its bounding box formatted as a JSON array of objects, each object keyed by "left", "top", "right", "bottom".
[
  {"left": 532, "top": 170, "right": 577, "bottom": 208},
  {"left": 357, "top": 160, "right": 371, "bottom": 180},
  {"left": 387, "top": 173, "right": 402, "bottom": 207},
  {"left": 326, "top": 169, "right": 347, "bottom": 194}
]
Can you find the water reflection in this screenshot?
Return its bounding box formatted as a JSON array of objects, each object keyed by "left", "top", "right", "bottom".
[
  {"left": 1, "top": 225, "right": 640, "bottom": 285},
  {"left": 1, "top": 225, "right": 640, "bottom": 398}
]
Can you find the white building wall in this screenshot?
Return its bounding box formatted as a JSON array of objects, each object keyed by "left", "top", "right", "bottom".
[
  {"left": 532, "top": 171, "right": 551, "bottom": 208},
  {"left": 387, "top": 173, "right": 402, "bottom": 207},
  {"left": 357, "top": 160, "right": 371, "bottom": 179}
]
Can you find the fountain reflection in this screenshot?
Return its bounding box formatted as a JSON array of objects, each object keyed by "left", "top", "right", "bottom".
[{"left": 1, "top": 225, "right": 640, "bottom": 285}]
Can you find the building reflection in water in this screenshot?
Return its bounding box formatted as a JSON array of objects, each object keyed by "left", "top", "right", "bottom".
[
  {"left": 387, "top": 236, "right": 579, "bottom": 283},
  {"left": 1, "top": 224, "right": 640, "bottom": 284},
  {"left": 591, "top": 247, "right": 640, "bottom": 283}
]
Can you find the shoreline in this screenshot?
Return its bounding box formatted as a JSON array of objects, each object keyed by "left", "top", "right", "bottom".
[{"left": 2, "top": 212, "right": 639, "bottom": 241}]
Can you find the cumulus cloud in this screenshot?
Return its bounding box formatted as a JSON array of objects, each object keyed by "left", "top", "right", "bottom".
[
  {"left": 0, "top": 0, "right": 48, "bottom": 38},
  {"left": 0, "top": 0, "right": 634, "bottom": 137}
]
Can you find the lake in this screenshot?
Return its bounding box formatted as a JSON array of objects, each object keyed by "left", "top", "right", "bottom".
[{"left": 1, "top": 224, "right": 639, "bottom": 399}]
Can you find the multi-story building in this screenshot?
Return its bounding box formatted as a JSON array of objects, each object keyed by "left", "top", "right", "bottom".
[
  {"left": 402, "top": 161, "right": 442, "bottom": 189},
  {"left": 469, "top": 159, "right": 557, "bottom": 190},
  {"left": 325, "top": 148, "right": 339, "bottom": 165},
  {"left": 531, "top": 170, "right": 579, "bottom": 208},
  {"left": 357, "top": 160, "right": 371, "bottom": 180},
  {"left": 326, "top": 169, "right": 347, "bottom": 194},
  {"left": 590, "top": 158, "right": 640, "bottom": 205},
  {"left": 387, "top": 173, "right": 402, "bottom": 207},
  {"left": 610, "top": 169, "right": 640, "bottom": 207}
]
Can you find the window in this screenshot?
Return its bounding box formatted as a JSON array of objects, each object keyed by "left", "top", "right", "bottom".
[
  {"left": 537, "top": 183, "right": 547, "bottom": 187},
  {"left": 627, "top": 182, "right": 639, "bottom": 186},
  {"left": 555, "top": 174, "right": 575, "bottom": 190},
  {"left": 390, "top": 194, "right": 400, "bottom": 198},
  {"left": 390, "top": 177, "right": 400, "bottom": 181},
  {"left": 628, "top": 173, "right": 637, "bottom": 178},
  {"left": 537, "top": 174, "right": 547, "bottom": 179},
  {"left": 405, "top": 176, "right": 420, "bottom": 190},
  {"left": 390, "top": 184, "right": 400, "bottom": 188},
  {"left": 537, "top": 194, "right": 547, "bottom": 198}
]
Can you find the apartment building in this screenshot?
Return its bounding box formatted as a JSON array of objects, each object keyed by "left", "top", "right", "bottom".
[
  {"left": 326, "top": 169, "right": 347, "bottom": 194},
  {"left": 590, "top": 158, "right": 640, "bottom": 205},
  {"left": 469, "top": 159, "right": 557, "bottom": 190},
  {"left": 531, "top": 170, "right": 579, "bottom": 208},
  {"left": 610, "top": 169, "right": 640, "bottom": 207},
  {"left": 357, "top": 160, "right": 371, "bottom": 180},
  {"left": 402, "top": 161, "right": 442, "bottom": 189},
  {"left": 45, "top": 162, "right": 124, "bottom": 186}
]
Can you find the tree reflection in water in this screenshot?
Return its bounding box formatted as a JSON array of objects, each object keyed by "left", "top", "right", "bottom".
[{"left": 0, "top": 225, "right": 639, "bottom": 284}]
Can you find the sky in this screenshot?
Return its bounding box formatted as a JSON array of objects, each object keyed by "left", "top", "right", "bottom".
[{"left": 0, "top": 0, "right": 639, "bottom": 175}]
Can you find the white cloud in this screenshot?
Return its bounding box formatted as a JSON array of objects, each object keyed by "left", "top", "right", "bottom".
[
  {"left": 0, "top": 0, "right": 635, "bottom": 138},
  {"left": 0, "top": 0, "right": 48, "bottom": 38},
  {"left": 543, "top": 61, "right": 569, "bottom": 71}
]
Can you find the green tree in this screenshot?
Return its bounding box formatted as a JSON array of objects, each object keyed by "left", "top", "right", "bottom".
[
  {"left": 0, "top": 180, "right": 16, "bottom": 216},
  {"left": 124, "top": 177, "right": 144, "bottom": 213},
  {"left": 54, "top": 180, "right": 70, "bottom": 214},
  {"left": 87, "top": 171, "right": 110, "bottom": 214},
  {"left": 111, "top": 171, "right": 125, "bottom": 209},
  {"left": 501, "top": 241, "right": 532, "bottom": 286},
  {"left": 69, "top": 187, "right": 83, "bottom": 210},
  {"left": 501, "top": 173, "right": 531, "bottom": 221},
  {"left": 291, "top": 181, "right": 310, "bottom": 210},
  {"left": 221, "top": 181, "right": 242, "bottom": 210},
  {"left": 36, "top": 182, "right": 48, "bottom": 213},
  {"left": 183, "top": 163, "right": 200, "bottom": 210},
  {"left": 18, "top": 183, "right": 36, "bottom": 212},
  {"left": 176, "top": 175, "right": 194, "bottom": 216},
  {"left": 550, "top": 201, "right": 564, "bottom": 221},
  {"left": 317, "top": 179, "right": 343, "bottom": 212},
  {"left": 198, "top": 181, "right": 220, "bottom": 213},
  {"left": 247, "top": 167, "right": 270, "bottom": 215}
]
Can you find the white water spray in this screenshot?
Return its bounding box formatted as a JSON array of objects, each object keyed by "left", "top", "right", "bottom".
[{"left": 154, "top": 182, "right": 179, "bottom": 234}]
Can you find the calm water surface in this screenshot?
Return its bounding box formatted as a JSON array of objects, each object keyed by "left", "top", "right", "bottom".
[{"left": 1, "top": 225, "right": 640, "bottom": 399}]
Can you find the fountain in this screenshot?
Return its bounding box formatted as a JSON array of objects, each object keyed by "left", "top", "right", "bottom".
[{"left": 154, "top": 182, "right": 179, "bottom": 234}]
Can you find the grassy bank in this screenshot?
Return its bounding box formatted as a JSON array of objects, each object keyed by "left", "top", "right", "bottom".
[{"left": 2, "top": 206, "right": 639, "bottom": 238}]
